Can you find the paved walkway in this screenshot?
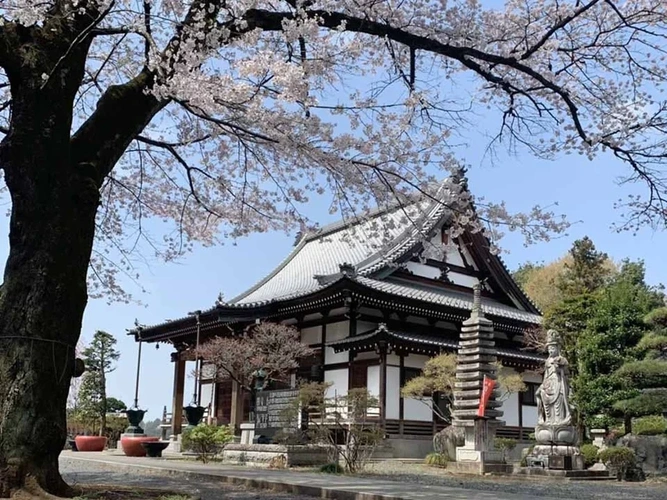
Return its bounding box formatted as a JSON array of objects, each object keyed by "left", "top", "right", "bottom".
[{"left": 61, "top": 451, "right": 563, "bottom": 500}]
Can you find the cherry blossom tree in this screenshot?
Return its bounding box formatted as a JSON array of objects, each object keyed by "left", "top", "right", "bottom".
[
  {"left": 195, "top": 322, "right": 313, "bottom": 389},
  {"left": 194, "top": 322, "right": 313, "bottom": 416},
  {"left": 1, "top": 0, "right": 667, "bottom": 496}
]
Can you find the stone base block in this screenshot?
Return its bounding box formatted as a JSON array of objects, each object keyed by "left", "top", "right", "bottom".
[
  {"left": 456, "top": 448, "right": 504, "bottom": 463},
  {"left": 448, "top": 461, "right": 513, "bottom": 475},
  {"left": 515, "top": 467, "right": 611, "bottom": 479},
  {"left": 527, "top": 445, "right": 584, "bottom": 471},
  {"left": 222, "top": 444, "right": 329, "bottom": 468}
]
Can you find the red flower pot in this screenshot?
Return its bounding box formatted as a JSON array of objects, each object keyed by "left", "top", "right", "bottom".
[
  {"left": 120, "top": 436, "right": 159, "bottom": 457},
  {"left": 74, "top": 436, "right": 107, "bottom": 452}
]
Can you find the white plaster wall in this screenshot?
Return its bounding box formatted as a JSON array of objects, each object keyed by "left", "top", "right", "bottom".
[
  {"left": 444, "top": 246, "right": 465, "bottom": 267},
  {"left": 387, "top": 353, "right": 401, "bottom": 365},
  {"left": 386, "top": 366, "right": 400, "bottom": 419},
  {"left": 324, "top": 369, "right": 348, "bottom": 398},
  {"left": 522, "top": 406, "right": 538, "bottom": 428},
  {"left": 357, "top": 320, "right": 377, "bottom": 333},
  {"left": 404, "top": 353, "right": 430, "bottom": 369},
  {"left": 502, "top": 392, "right": 520, "bottom": 427},
  {"left": 459, "top": 245, "right": 478, "bottom": 270},
  {"left": 406, "top": 261, "right": 441, "bottom": 280},
  {"left": 367, "top": 365, "right": 380, "bottom": 397},
  {"left": 300, "top": 326, "right": 321, "bottom": 345},
  {"left": 449, "top": 272, "right": 479, "bottom": 288},
  {"left": 522, "top": 371, "right": 543, "bottom": 384},
  {"left": 404, "top": 397, "right": 433, "bottom": 421},
  {"left": 325, "top": 321, "right": 349, "bottom": 364}
]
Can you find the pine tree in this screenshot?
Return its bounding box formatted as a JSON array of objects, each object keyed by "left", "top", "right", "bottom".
[{"left": 78, "top": 331, "right": 120, "bottom": 436}]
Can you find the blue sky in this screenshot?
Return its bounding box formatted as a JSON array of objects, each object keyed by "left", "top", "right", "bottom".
[{"left": 2, "top": 142, "right": 662, "bottom": 423}]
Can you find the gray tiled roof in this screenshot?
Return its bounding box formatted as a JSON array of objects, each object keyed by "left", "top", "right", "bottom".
[
  {"left": 230, "top": 185, "right": 453, "bottom": 305},
  {"left": 355, "top": 277, "right": 542, "bottom": 324},
  {"left": 327, "top": 327, "right": 459, "bottom": 351},
  {"left": 327, "top": 325, "right": 544, "bottom": 362}
]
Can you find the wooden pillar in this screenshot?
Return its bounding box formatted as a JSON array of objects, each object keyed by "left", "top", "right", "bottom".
[
  {"left": 518, "top": 386, "right": 524, "bottom": 441},
  {"left": 398, "top": 353, "right": 405, "bottom": 435},
  {"left": 230, "top": 379, "right": 244, "bottom": 432},
  {"left": 379, "top": 343, "right": 388, "bottom": 430},
  {"left": 171, "top": 353, "right": 186, "bottom": 436}
]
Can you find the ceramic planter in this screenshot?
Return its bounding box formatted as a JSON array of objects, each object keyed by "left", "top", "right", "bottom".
[
  {"left": 120, "top": 435, "right": 159, "bottom": 457},
  {"left": 74, "top": 436, "right": 107, "bottom": 452}
]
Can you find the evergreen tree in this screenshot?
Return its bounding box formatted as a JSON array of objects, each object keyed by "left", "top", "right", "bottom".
[
  {"left": 558, "top": 236, "right": 611, "bottom": 296},
  {"left": 78, "top": 331, "right": 120, "bottom": 436},
  {"left": 574, "top": 261, "right": 664, "bottom": 428},
  {"left": 612, "top": 307, "right": 667, "bottom": 431}
]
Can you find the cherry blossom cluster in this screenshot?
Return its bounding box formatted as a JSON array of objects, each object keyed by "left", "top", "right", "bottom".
[{"left": 1, "top": 1, "right": 665, "bottom": 299}]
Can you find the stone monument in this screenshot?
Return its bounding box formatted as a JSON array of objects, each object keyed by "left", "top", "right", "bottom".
[
  {"left": 451, "top": 282, "right": 507, "bottom": 474},
  {"left": 527, "top": 329, "right": 584, "bottom": 470}
]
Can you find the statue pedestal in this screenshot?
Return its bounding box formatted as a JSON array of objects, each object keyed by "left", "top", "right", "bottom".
[
  {"left": 450, "top": 419, "right": 510, "bottom": 474},
  {"left": 527, "top": 442, "right": 584, "bottom": 471}
]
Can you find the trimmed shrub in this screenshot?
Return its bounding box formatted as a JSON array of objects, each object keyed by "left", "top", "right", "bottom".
[
  {"left": 588, "top": 414, "right": 616, "bottom": 430},
  {"left": 580, "top": 444, "right": 600, "bottom": 468},
  {"left": 633, "top": 415, "right": 667, "bottom": 436},
  {"left": 424, "top": 452, "right": 449, "bottom": 468},
  {"left": 494, "top": 438, "right": 518, "bottom": 463},
  {"left": 320, "top": 462, "right": 344, "bottom": 474},
  {"left": 183, "top": 424, "right": 233, "bottom": 463},
  {"left": 598, "top": 447, "right": 636, "bottom": 481}
]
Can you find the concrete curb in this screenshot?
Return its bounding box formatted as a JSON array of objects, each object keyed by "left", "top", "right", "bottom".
[{"left": 64, "top": 455, "right": 406, "bottom": 500}]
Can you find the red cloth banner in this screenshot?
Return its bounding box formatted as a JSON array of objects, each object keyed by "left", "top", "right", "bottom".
[{"left": 477, "top": 375, "right": 496, "bottom": 417}]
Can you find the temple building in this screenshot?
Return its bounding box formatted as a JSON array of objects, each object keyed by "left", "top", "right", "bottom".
[{"left": 130, "top": 180, "right": 544, "bottom": 456}]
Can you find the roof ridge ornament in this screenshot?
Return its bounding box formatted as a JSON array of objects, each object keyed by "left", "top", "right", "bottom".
[{"left": 339, "top": 262, "right": 357, "bottom": 278}]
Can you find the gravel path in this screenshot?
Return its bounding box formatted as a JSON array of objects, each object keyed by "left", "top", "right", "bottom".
[
  {"left": 59, "top": 457, "right": 316, "bottom": 500},
  {"left": 61, "top": 455, "right": 667, "bottom": 500},
  {"left": 360, "top": 462, "right": 667, "bottom": 500}
]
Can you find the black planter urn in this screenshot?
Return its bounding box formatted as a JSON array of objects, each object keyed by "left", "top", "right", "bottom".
[
  {"left": 125, "top": 408, "right": 146, "bottom": 434},
  {"left": 184, "top": 404, "right": 205, "bottom": 427}
]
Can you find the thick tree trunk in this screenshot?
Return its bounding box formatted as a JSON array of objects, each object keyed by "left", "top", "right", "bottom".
[{"left": 0, "top": 35, "right": 96, "bottom": 498}]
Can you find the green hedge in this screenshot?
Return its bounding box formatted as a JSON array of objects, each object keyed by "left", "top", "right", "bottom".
[
  {"left": 598, "top": 447, "right": 636, "bottom": 481},
  {"left": 580, "top": 444, "right": 599, "bottom": 468},
  {"left": 633, "top": 415, "right": 667, "bottom": 435}
]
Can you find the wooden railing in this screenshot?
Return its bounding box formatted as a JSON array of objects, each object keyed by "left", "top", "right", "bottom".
[{"left": 496, "top": 425, "right": 535, "bottom": 441}]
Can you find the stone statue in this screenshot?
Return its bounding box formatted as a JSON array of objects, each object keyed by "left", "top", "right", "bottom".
[
  {"left": 536, "top": 330, "right": 572, "bottom": 426},
  {"left": 527, "top": 329, "right": 584, "bottom": 470}
]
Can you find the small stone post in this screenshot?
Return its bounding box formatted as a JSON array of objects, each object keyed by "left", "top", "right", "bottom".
[{"left": 452, "top": 282, "right": 505, "bottom": 472}]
